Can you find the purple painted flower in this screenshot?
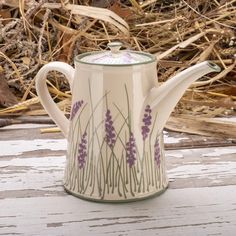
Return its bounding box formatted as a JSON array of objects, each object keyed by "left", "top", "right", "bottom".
[
  {"left": 154, "top": 139, "right": 161, "bottom": 167},
  {"left": 141, "top": 105, "right": 152, "bottom": 140},
  {"left": 126, "top": 132, "right": 137, "bottom": 168},
  {"left": 105, "top": 109, "right": 116, "bottom": 148},
  {"left": 77, "top": 132, "right": 87, "bottom": 169},
  {"left": 70, "top": 100, "right": 84, "bottom": 120}
]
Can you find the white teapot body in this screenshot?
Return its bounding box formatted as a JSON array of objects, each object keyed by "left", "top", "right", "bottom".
[
  {"left": 36, "top": 43, "right": 220, "bottom": 202},
  {"left": 67, "top": 57, "right": 168, "bottom": 201}
]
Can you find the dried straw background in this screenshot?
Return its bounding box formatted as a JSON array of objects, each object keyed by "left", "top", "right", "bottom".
[{"left": 0, "top": 0, "right": 236, "bottom": 119}]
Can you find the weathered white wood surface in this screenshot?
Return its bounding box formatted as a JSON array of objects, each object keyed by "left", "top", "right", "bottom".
[{"left": 0, "top": 124, "right": 236, "bottom": 236}]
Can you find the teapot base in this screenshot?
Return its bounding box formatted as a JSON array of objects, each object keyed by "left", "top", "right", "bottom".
[{"left": 63, "top": 183, "right": 169, "bottom": 203}]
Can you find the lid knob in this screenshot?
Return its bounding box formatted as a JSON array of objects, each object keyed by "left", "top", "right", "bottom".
[{"left": 108, "top": 41, "right": 123, "bottom": 54}]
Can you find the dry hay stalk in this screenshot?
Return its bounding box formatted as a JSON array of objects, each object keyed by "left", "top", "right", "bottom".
[{"left": 0, "top": 0, "right": 235, "bottom": 120}]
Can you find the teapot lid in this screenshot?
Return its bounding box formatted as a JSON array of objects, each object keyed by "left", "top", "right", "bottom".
[{"left": 76, "top": 42, "right": 155, "bottom": 66}]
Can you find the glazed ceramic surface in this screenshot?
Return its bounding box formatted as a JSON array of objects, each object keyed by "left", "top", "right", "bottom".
[
  {"left": 35, "top": 42, "right": 220, "bottom": 202},
  {"left": 64, "top": 61, "right": 168, "bottom": 201}
]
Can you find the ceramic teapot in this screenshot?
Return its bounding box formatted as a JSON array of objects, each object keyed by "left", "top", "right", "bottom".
[{"left": 35, "top": 42, "right": 221, "bottom": 202}]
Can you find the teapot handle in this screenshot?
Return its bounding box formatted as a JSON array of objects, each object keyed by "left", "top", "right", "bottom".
[{"left": 35, "top": 62, "right": 75, "bottom": 138}]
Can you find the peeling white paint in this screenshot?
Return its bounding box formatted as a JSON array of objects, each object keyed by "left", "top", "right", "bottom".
[
  {"left": 0, "top": 155, "right": 66, "bottom": 168},
  {"left": 185, "top": 161, "right": 201, "bottom": 164},
  {"left": 210, "top": 157, "right": 221, "bottom": 160},
  {"left": 168, "top": 161, "right": 236, "bottom": 179},
  {"left": 0, "top": 124, "right": 56, "bottom": 130},
  {"left": 0, "top": 155, "right": 65, "bottom": 191},
  {"left": 0, "top": 139, "right": 67, "bottom": 156},
  {"left": 2, "top": 186, "right": 236, "bottom": 236},
  {"left": 164, "top": 131, "right": 188, "bottom": 144},
  {"left": 210, "top": 179, "right": 223, "bottom": 184},
  {"left": 203, "top": 148, "right": 236, "bottom": 157},
  {"left": 168, "top": 153, "right": 184, "bottom": 158}
]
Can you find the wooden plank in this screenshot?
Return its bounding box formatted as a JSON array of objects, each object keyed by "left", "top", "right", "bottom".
[
  {"left": 0, "top": 116, "right": 54, "bottom": 128},
  {"left": 1, "top": 186, "right": 236, "bottom": 235},
  {"left": 166, "top": 115, "right": 236, "bottom": 139},
  {"left": 0, "top": 132, "right": 236, "bottom": 195},
  {"left": 1, "top": 123, "right": 236, "bottom": 235},
  {"left": 164, "top": 131, "right": 236, "bottom": 149},
  {"left": 167, "top": 146, "right": 236, "bottom": 188},
  {"left": 1, "top": 123, "right": 235, "bottom": 149},
  {"left": 0, "top": 124, "right": 63, "bottom": 141}
]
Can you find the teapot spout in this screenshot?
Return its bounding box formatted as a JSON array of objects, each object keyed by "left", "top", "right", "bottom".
[{"left": 142, "top": 61, "right": 221, "bottom": 135}]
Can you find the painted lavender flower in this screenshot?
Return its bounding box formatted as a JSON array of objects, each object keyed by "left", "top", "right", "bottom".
[
  {"left": 154, "top": 139, "right": 161, "bottom": 167},
  {"left": 70, "top": 100, "right": 84, "bottom": 120},
  {"left": 141, "top": 105, "right": 152, "bottom": 140},
  {"left": 77, "top": 132, "right": 87, "bottom": 169},
  {"left": 105, "top": 109, "right": 116, "bottom": 148},
  {"left": 126, "top": 132, "right": 137, "bottom": 168}
]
